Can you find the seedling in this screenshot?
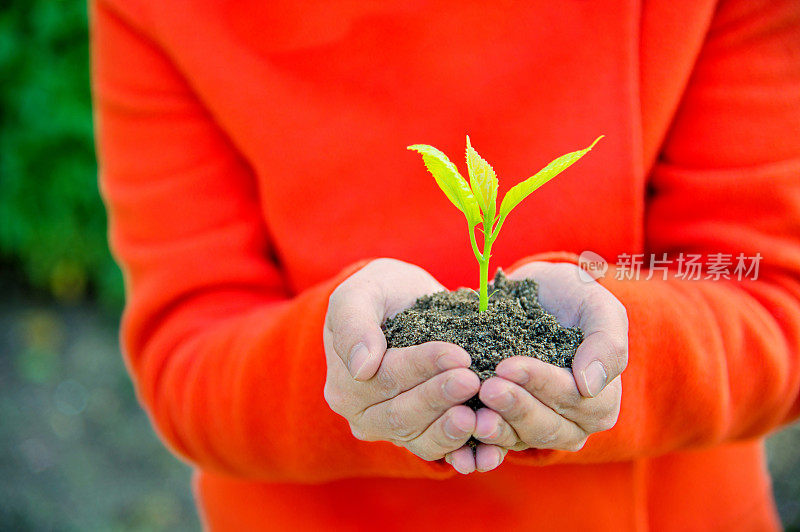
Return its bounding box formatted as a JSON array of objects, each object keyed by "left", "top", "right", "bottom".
[{"left": 408, "top": 135, "right": 603, "bottom": 312}]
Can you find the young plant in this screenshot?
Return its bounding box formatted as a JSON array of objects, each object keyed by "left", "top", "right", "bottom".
[{"left": 408, "top": 135, "right": 603, "bottom": 312}]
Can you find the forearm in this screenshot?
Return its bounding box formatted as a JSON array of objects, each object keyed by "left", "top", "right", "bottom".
[
  {"left": 504, "top": 254, "right": 800, "bottom": 467},
  {"left": 93, "top": 0, "right": 452, "bottom": 482},
  {"left": 126, "top": 260, "right": 452, "bottom": 481}
]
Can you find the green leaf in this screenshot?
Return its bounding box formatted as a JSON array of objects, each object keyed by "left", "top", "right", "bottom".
[
  {"left": 408, "top": 144, "right": 481, "bottom": 226},
  {"left": 465, "top": 135, "right": 498, "bottom": 223},
  {"left": 498, "top": 135, "right": 603, "bottom": 220}
]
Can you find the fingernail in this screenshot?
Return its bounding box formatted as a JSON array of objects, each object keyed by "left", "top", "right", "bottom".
[
  {"left": 444, "top": 421, "right": 460, "bottom": 440},
  {"left": 444, "top": 417, "right": 469, "bottom": 440},
  {"left": 348, "top": 343, "right": 370, "bottom": 378},
  {"left": 454, "top": 463, "right": 469, "bottom": 475},
  {"left": 502, "top": 364, "right": 529, "bottom": 385},
  {"left": 475, "top": 419, "right": 500, "bottom": 440},
  {"left": 444, "top": 375, "right": 474, "bottom": 401},
  {"left": 487, "top": 448, "right": 503, "bottom": 472},
  {"left": 477, "top": 447, "right": 502, "bottom": 473},
  {"left": 486, "top": 385, "right": 515, "bottom": 411},
  {"left": 437, "top": 352, "right": 470, "bottom": 371},
  {"left": 453, "top": 458, "right": 472, "bottom": 475},
  {"left": 582, "top": 360, "right": 608, "bottom": 397}
]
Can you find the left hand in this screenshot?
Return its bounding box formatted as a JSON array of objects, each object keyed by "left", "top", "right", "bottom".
[
  {"left": 323, "top": 258, "right": 505, "bottom": 474},
  {"left": 473, "top": 261, "right": 628, "bottom": 453}
]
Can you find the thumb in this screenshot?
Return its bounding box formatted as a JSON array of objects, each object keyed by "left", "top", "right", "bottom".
[{"left": 326, "top": 286, "right": 388, "bottom": 381}]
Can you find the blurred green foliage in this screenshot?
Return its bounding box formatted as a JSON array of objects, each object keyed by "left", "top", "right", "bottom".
[{"left": 0, "top": 0, "right": 123, "bottom": 308}]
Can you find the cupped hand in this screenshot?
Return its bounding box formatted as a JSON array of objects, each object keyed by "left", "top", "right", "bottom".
[
  {"left": 323, "top": 258, "right": 506, "bottom": 474},
  {"left": 473, "top": 261, "right": 628, "bottom": 453}
]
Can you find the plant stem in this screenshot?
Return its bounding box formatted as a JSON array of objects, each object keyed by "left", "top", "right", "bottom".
[
  {"left": 469, "top": 223, "right": 491, "bottom": 312},
  {"left": 490, "top": 215, "right": 506, "bottom": 242},
  {"left": 478, "top": 217, "right": 495, "bottom": 312},
  {"left": 478, "top": 255, "right": 489, "bottom": 312},
  {"left": 468, "top": 224, "right": 482, "bottom": 263},
  {"left": 475, "top": 210, "right": 502, "bottom": 312}
]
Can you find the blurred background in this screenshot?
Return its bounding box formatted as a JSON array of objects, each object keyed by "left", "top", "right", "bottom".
[
  {"left": 0, "top": 1, "right": 198, "bottom": 529},
  {"left": 0, "top": 1, "right": 798, "bottom": 531}
]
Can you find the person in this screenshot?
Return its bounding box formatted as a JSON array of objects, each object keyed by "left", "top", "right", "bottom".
[{"left": 91, "top": 0, "right": 800, "bottom": 529}]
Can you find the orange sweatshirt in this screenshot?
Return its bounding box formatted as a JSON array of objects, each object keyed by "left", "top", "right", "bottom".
[{"left": 91, "top": 0, "right": 800, "bottom": 530}]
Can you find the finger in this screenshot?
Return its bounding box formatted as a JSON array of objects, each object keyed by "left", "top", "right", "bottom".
[
  {"left": 566, "top": 273, "right": 627, "bottom": 398},
  {"left": 479, "top": 377, "right": 588, "bottom": 452},
  {"left": 326, "top": 259, "right": 446, "bottom": 381},
  {"left": 360, "top": 368, "right": 480, "bottom": 441},
  {"left": 506, "top": 261, "right": 584, "bottom": 326},
  {"left": 370, "top": 342, "right": 472, "bottom": 402},
  {"left": 496, "top": 356, "right": 621, "bottom": 434},
  {"left": 507, "top": 261, "right": 629, "bottom": 398},
  {"left": 326, "top": 283, "right": 387, "bottom": 381},
  {"left": 473, "top": 408, "right": 520, "bottom": 449},
  {"left": 475, "top": 444, "right": 507, "bottom": 473},
  {"left": 572, "top": 328, "right": 628, "bottom": 399},
  {"left": 407, "top": 405, "right": 476, "bottom": 461},
  {"left": 445, "top": 445, "right": 476, "bottom": 475}
]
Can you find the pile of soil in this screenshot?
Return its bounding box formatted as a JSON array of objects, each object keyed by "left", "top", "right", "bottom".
[{"left": 382, "top": 269, "right": 583, "bottom": 411}]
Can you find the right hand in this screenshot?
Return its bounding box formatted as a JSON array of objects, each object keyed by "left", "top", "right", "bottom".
[{"left": 323, "top": 258, "right": 508, "bottom": 474}]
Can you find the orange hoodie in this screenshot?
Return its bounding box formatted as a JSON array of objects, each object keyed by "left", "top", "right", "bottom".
[{"left": 91, "top": 0, "right": 800, "bottom": 530}]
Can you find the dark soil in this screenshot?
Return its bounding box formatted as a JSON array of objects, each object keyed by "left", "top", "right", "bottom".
[{"left": 382, "top": 269, "right": 583, "bottom": 412}]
